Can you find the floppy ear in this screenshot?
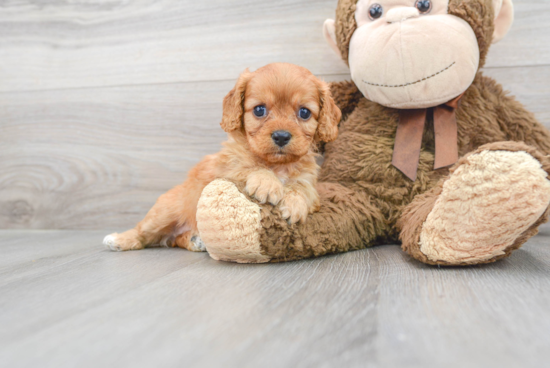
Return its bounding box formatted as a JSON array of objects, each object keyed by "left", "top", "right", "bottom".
[
  {"left": 221, "top": 69, "right": 253, "bottom": 132},
  {"left": 492, "top": 0, "right": 514, "bottom": 44},
  {"left": 315, "top": 79, "right": 342, "bottom": 143}
]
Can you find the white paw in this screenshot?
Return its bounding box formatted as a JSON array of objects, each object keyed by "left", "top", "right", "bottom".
[
  {"left": 189, "top": 236, "right": 207, "bottom": 252},
  {"left": 103, "top": 234, "right": 122, "bottom": 252}
]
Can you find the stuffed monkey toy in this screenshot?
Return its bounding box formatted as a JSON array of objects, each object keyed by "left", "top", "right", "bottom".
[{"left": 196, "top": 0, "right": 550, "bottom": 265}]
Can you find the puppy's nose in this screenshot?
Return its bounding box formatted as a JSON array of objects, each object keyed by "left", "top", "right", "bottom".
[{"left": 272, "top": 130, "right": 292, "bottom": 147}]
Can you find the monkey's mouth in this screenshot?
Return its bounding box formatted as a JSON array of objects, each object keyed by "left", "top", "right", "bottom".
[{"left": 362, "top": 62, "right": 456, "bottom": 88}]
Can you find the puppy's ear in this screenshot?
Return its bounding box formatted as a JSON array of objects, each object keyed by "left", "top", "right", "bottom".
[
  {"left": 315, "top": 79, "right": 342, "bottom": 143},
  {"left": 221, "top": 69, "right": 253, "bottom": 132}
]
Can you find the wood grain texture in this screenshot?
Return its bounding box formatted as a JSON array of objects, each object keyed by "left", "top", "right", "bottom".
[
  {"left": 485, "top": 0, "right": 550, "bottom": 68},
  {"left": 0, "top": 0, "right": 549, "bottom": 230},
  {"left": 2, "top": 66, "right": 550, "bottom": 230},
  {"left": 0, "top": 0, "right": 548, "bottom": 92},
  {"left": 0, "top": 80, "right": 232, "bottom": 229},
  {"left": 0, "top": 0, "right": 348, "bottom": 92},
  {"left": 482, "top": 65, "right": 550, "bottom": 124},
  {"left": 1, "top": 226, "right": 550, "bottom": 368}
]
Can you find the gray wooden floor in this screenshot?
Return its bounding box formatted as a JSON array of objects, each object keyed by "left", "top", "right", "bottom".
[{"left": 1, "top": 226, "right": 550, "bottom": 368}]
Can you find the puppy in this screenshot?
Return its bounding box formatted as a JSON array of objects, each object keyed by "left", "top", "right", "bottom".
[{"left": 103, "top": 63, "right": 341, "bottom": 252}]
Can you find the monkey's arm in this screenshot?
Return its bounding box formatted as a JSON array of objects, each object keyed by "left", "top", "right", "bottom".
[{"left": 329, "top": 80, "right": 364, "bottom": 121}]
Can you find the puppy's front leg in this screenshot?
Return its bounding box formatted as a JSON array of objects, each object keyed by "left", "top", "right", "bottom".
[
  {"left": 279, "top": 181, "right": 320, "bottom": 224},
  {"left": 245, "top": 169, "right": 284, "bottom": 205}
]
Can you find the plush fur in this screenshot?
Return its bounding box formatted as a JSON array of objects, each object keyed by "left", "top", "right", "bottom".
[
  {"left": 400, "top": 142, "right": 550, "bottom": 265},
  {"left": 196, "top": 0, "right": 550, "bottom": 265},
  {"left": 104, "top": 63, "right": 340, "bottom": 252},
  {"left": 197, "top": 179, "right": 268, "bottom": 263},
  {"left": 249, "top": 74, "right": 550, "bottom": 263}
]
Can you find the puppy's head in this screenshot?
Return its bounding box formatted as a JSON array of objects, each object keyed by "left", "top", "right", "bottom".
[{"left": 221, "top": 63, "right": 341, "bottom": 164}]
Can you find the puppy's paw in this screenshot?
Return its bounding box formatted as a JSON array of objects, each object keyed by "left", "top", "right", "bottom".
[
  {"left": 103, "top": 234, "right": 123, "bottom": 251},
  {"left": 279, "top": 192, "right": 309, "bottom": 225},
  {"left": 103, "top": 231, "right": 143, "bottom": 251},
  {"left": 245, "top": 171, "right": 284, "bottom": 205},
  {"left": 189, "top": 235, "right": 207, "bottom": 252}
]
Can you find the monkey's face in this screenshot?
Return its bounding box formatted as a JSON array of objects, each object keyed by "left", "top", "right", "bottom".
[{"left": 348, "top": 0, "right": 479, "bottom": 109}]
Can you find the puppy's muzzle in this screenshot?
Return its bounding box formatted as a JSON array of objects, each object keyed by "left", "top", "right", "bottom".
[{"left": 272, "top": 130, "right": 292, "bottom": 147}]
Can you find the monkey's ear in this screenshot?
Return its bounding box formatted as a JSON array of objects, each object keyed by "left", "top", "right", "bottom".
[
  {"left": 315, "top": 79, "right": 342, "bottom": 143},
  {"left": 492, "top": 0, "right": 514, "bottom": 44},
  {"left": 323, "top": 19, "right": 343, "bottom": 60},
  {"left": 221, "top": 69, "right": 253, "bottom": 132}
]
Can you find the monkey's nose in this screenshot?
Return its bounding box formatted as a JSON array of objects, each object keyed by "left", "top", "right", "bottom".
[
  {"left": 386, "top": 7, "right": 419, "bottom": 23},
  {"left": 272, "top": 130, "right": 292, "bottom": 147}
]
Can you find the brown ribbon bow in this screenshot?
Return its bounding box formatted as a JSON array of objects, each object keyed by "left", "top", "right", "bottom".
[{"left": 392, "top": 94, "right": 463, "bottom": 181}]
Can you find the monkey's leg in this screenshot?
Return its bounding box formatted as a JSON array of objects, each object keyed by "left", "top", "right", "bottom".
[
  {"left": 399, "top": 142, "right": 550, "bottom": 266},
  {"left": 196, "top": 180, "right": 387, "bottom": 263}
]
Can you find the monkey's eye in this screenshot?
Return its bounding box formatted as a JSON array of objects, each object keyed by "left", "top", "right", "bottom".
[
  {"left": 253, "top": 105, "right": 267, "bottom": 118},
  {"left": 368, "top": 4, "right": 383, "bottom": 20},
  {"left": 299, "top": 108, "right": 312, "bottom": 120},
  {"left": 415, "top": 0, "right": 432, "bottom": 14}
]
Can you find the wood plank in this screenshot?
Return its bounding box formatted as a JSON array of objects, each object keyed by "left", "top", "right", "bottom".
[
  {"left": 0, "top": 0, "right": 548, "bottom": 92},
  {"left": 1, "top": 66, "right": 549, "bottom": 230},
  {"left": 485, "top": 0, "right": 550, "bottom": 68},
  {"left": 0, "top": 0, "right": 348, "bottom": 92},
  {"left": 0, "top": 80, "right": 233, "bottom": 230},
  {"left": 0, "top": 227, "right": 549, "bottom": 367},
  {"left": 482, "top": 64, "right": 550, "bottom": 124}
]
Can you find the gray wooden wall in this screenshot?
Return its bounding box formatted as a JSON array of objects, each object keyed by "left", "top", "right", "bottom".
[{"left": 1, "top": 0, "right": 549, "bottom": 230}]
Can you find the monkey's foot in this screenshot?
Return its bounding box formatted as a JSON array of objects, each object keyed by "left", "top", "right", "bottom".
[
  {"left": 418, "top": 149, "right": 550, "bottom": 265},
  {"left": 196, "top": 179, "right": 271, "bottom": 263}
]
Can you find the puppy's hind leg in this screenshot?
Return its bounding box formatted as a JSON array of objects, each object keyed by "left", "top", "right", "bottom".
[
  {"left": 104, "top": 229, "right": 144, "bottom": 252},
  {"left": 104, "top": 154, "right": 217, "bottom": 252},
  {"left": 104, "top": 185, "right": 186, "bottom": 251}
]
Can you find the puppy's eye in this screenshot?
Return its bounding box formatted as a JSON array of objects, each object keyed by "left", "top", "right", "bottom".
[
  {"left": 253, "top": 105, "right": 267, "bottom": 118},
  {"left": 299, "top": 108, "right": 312, "bottom": 120},
  {"left": 368, "top": 4, "right": 383, "bottom": 20}
]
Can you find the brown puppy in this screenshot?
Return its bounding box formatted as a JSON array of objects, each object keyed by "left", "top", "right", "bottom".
[{"left": 104, "top": 63, "right": 341, "bottom": 252}]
